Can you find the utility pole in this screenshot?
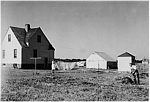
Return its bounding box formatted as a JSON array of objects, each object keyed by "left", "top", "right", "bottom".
[{"left": 30, "top": 57, "right": 41, "bottom": 75}]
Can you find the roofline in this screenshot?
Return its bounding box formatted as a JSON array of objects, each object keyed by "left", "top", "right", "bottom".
[
  {"left": 87, "top": 51, "right": 115, "bottom": 61},
  {"left": 86, "top": 51, "right": 95, "bottom": 59},
  {"left": 37, "top": 27, "right": 55, "bottom": 50},
  {"left": 94, "top": 51, "right": 105, "bottom": 53},
  {"left": 10, "top": 26, "right": 25, "bottom": 47},
  {"left": 94, "top": 51, "right": 115, "bottom": 61},
  {"left": 118, "top": 52, "right": 135, "bottom": 57},
  {"left": 2, "top": 26, "right": 25, "bottom": 47},
  {"left": 2, "top": 27, "right": 10, "bottom": 44},
  {"left": 10, "top": 26, "right": 25, "bottom": 29},
  {"left": 27, "top": 27, "right": 39, "bottom": 40}
]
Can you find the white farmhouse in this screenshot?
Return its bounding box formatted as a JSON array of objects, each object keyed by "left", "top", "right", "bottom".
[
  {"left": 118, "top": 52, "right": 135, "bottom": 71},
  {"left": 86, "top": 51, "right": 117, "bottom": 69},
  {"left": 2, "top": 24, "right": 55, "bottom": 69}
]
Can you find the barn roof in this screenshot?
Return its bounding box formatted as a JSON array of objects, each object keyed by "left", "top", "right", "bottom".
[
  {"left": 118, "top": 52, "right": 135, "bottom": 57},
  {"left": 94, "top": 51, "right": 116, "bottom": 61},
  {"left": 10, "top": 26, "right": 38, "bottom": 47}
]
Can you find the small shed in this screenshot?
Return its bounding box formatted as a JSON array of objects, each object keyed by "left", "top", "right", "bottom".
[
  {"left": 118, "top": 52, "right": 135, "bottom": 71},
  {"left": 86, "top": 51, "right": 117, "bottom": 69},
  {"left": 142, "top": 58, "right": 149, "bottom": 64}
]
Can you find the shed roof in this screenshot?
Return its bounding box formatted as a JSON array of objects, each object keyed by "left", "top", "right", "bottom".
[
  {"left": 118, "top": 52, "right": 135, "bottom": 57},
  {"left": 94, "top": 51, "right": 116, "bottom": 61}
]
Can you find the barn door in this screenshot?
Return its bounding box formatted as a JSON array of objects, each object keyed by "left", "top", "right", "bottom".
[{"left": 99, "top": 60, "right": 105, "bottom": 69}]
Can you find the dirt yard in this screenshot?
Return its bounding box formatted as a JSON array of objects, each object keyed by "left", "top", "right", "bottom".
[{"left": 1, "top": 65, "right": 149, "bottom": 101}]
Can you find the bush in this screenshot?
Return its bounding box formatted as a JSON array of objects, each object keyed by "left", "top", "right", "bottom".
[{"left": 122, "top": 77, "right": 133, "bottom": 84}]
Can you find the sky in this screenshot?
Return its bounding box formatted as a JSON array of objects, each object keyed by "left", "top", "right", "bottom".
[{"left": 1, "top": 1, "right": 149, "bottom": 60}]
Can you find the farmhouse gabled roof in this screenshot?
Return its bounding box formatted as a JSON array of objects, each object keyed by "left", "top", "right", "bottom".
[
  {"left": 10, "top": 26, "right": 55, "bottom": 50},
  {"left": 118, "top": 52, "right": 135, "bottom": 57},
  {"left": 10, "top": 26, "right": 38, "bottom": 47},
  {"left": 94, "top": 51, "right": 116, "bottom": 61}
]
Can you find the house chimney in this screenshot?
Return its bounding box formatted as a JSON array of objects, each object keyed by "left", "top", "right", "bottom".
[
  {"left": 25, "top": 24, "right": 30, "bottom": 32},
  {"left": 25, "top": 24, "right": 30, "bottom": 46},
  {"left": 26, "top": 42, "right": 29, "bottom": 46}
]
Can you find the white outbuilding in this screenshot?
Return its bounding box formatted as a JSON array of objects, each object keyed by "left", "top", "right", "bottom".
[
  {"left": 86, "top": 51, "right": 117, "bottom": 69},
  {"left": 118, "top": 52, "right": 135, "bottom": 72}
]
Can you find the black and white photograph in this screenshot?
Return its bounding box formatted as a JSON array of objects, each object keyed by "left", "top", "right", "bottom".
[{"left": 1, "top": 0, "right": 149, "bottom": 101}]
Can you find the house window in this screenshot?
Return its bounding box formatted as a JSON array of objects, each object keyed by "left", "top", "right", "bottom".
[
  {"left": 3, "top": 50, "right": 5, "bottom": 58},
  {"left": 33, "top": 49, "right": 37, "bottom": 57},
  {"left": 8, "top": 34, "right": 11, "bottom": 42},
  {"left": 14, "top": 49, "right": 17, "bottom": 58},
  {"left": 37, "top": 35, "right": 41, "bottom": 43}
]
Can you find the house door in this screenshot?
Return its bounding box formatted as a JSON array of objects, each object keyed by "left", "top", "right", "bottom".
[
  {"left": 44, "top": 57, "right": 48, "bottom": 68},
  {"left": 33, "top": 49, "right": 37, "bottom": 57}
]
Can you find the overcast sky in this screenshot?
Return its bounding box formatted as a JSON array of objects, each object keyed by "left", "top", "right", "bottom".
[{"left": 1, "top": 1, "right": 149, "bottom": 59}]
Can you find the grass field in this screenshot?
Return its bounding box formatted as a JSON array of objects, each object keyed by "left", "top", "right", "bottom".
[{"left": 1, "top": 65, "right": 149, "bottom": 101}]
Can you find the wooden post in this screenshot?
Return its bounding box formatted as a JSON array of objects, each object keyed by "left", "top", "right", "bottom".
[
  {"left": 98, "top": 60, "right": 99, "bottom": 72},
  {"left": 30, "top": 57, "right": 41, "bottom": 75}
]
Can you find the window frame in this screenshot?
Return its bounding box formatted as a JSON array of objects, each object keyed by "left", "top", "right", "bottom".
[
  {"left": 14, "top": 49, "right": 17, "bottom": 58},
  {"left": 37, "top": 35, "right": 41, "bottom": 43},
  {"left": 3, "top": 50, "right": 5, "bottom": 59},
  {"left": 8, "top": 34, "right": 11, "bottom": 42}
]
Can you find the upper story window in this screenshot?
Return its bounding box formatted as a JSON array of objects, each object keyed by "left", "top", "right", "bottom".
[
  {"left": 37, "top": 35, "right": 41, "bottom": 43},
  {"left": 14, "top": 49, "right": 17, "bottom": 58},
  {"left": 3, "top": 50, "right": 5, "bottom": 59},
  {"left": 8, "top": 34, "right": 11, "bottom": 42}
]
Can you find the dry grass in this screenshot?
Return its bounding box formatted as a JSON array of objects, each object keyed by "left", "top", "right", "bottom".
[{"left": 1, "top": 65, "right": 149, "bottom": 101}]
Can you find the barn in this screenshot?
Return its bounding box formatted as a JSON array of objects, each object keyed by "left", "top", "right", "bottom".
[
  {"left": 2, "top": 24, "right": 55, "bottom": 69},
  {"left": 86, "top": 51, "right": 117, "bottom": 69},
  {"left": 118, "top": 52, "right": 135, "bottom": 71}
]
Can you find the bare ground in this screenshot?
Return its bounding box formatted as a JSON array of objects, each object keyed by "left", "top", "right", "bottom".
[{"left": 1, "top": 65, "right": 149, "bottom": 101}]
